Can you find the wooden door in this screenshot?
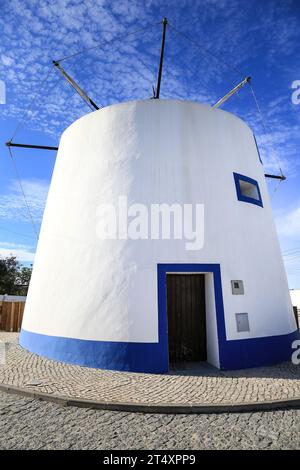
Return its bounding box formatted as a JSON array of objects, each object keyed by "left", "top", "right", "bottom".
[{"left": 167, "top": 274, "right": 206, "bottom": 363}]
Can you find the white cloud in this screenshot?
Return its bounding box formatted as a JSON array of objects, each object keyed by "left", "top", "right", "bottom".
[
  {"left": 0, "top": 241, "right": 35, "bottom": 262},
  {"left": 275, "top": 204, "right": 300, "bottom": 281},
  {"left": 276, "top": 204, "right": 300, "bottom": 239},
  {"left": 0, "top": 0, "right": 256, "bottom": 137},
  {"left": 0, "top": 179, "right": 49, "bottom": 223},
  {"left": 1, "top": 55, "right": 13, "bottom": 66},
  {"left": 0, "top": 0, "right": 298, "bottom": 186}
]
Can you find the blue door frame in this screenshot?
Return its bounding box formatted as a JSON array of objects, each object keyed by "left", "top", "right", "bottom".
[
  {"left": 157, "top": 263, "right": 225, "bottom": 370},
  {"left": 157, "top": 263, "right": 299, "bottom": 370}
]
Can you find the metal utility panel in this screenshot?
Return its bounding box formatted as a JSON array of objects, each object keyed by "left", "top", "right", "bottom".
[
  {"left": 231, "top": 280, "right": 244, "bottom": 295},
  {"left": 236, "top": 313, "right": 250, "bottom": 332}
]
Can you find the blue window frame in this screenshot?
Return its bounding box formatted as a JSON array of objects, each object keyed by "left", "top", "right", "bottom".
[{"left": 233, "top": 172, "right": 263, "bottom": 208}]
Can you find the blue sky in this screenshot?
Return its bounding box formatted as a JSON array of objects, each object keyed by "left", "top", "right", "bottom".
[{"left": 0, "top": 0, "right": 299, "bottom": 287}]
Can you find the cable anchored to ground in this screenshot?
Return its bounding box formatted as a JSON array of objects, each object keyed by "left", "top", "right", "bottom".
[
  {"left": 7, "top": 146, "right": 39, "bottom": 240},
  {"left": 248, "top": 81, "right": 285, "bottom": 180},
  {"left": 8, "top": 66, "right": 55, "bottom": 144}
]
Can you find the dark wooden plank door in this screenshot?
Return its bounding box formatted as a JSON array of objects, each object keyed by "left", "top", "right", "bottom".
[{"left": 167, "top": 274, "right": 206, "bottom": 363}]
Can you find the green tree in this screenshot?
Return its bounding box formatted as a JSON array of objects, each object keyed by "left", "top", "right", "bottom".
[
  {"left": 16, "top": 266, "right": 33, "bottom": 296},
  {"left": 0, "top": 255, "right": 32, "bottom": 296}
]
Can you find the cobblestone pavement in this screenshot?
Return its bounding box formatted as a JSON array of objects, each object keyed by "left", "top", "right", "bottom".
[
  {"left": 0, "top": 390, "right": 299, "bottom": 449},
  {"left": 0, "top": 333, "right": 300, "bottom": 407},
  {"left": 0, "top": 333, "right": 19, "bottom": 343}
]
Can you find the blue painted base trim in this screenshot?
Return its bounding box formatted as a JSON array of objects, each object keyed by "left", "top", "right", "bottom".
[
  {"left": 19, "top": 327, "right": 300, "bottom": 373},
  {"left": 20, "top": 261, "right": 300, "bottom": 373},
  {"left": 19, "top": 329, "right": 168, "bottom": 374},
  {"left": 219, "top": 330, "right": 300, "bottom": 370}
]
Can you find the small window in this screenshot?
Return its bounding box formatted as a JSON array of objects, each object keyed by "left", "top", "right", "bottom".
[
  {"left": 235, "top": 313, "right": 250, "bottom": 332},
  {"left": 233, "top": 173, "right": 263, "bottom": 208},
  {"left": 231, "top": 280, "right": 244, "bottom": 295}
]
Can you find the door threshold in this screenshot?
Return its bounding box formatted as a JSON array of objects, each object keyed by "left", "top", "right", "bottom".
[{"left": 168, "top": 361, "right": 218, "bottom": 376}]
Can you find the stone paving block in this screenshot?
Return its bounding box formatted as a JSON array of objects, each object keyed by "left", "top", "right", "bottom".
[{"left": 0, "top": 332, "right": 299, "bottom": 409}]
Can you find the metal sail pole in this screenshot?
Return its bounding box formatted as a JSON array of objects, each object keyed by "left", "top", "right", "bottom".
[
  {"left": 155, "top": 18, "right": 168, "bottom": 99},
  {"left": 6, "top": 142, "right": 58, "bottom": 151},
  {"left": 264, "top": 173, "right": 286, "bottom": 181},
  {"left": 52, "top": 61, "right": 100, "bottom": 111},
  {"left": 213, "top": 77, "right": 251, "bottom": 108}
]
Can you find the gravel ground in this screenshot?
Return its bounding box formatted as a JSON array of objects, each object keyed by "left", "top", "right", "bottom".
[{"left": 0, "top": 390, "right": 299, "bottom": 450}]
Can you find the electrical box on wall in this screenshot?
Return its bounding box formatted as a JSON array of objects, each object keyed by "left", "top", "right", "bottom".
[
  {"left": 236, "top": 313, "right": 250, "bottom": 332},
  {"left": 231, "top": 280, "right": 244, "bottom": 295}
]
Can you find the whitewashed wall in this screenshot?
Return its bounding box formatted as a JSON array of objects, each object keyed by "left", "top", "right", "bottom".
[{"left": 21, "top": 100, "right": 296, "bottom": 369}]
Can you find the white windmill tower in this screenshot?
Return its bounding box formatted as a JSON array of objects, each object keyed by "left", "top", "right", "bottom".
[{"left": 8, "top": 19, "right": 297, "bottom": 372}]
